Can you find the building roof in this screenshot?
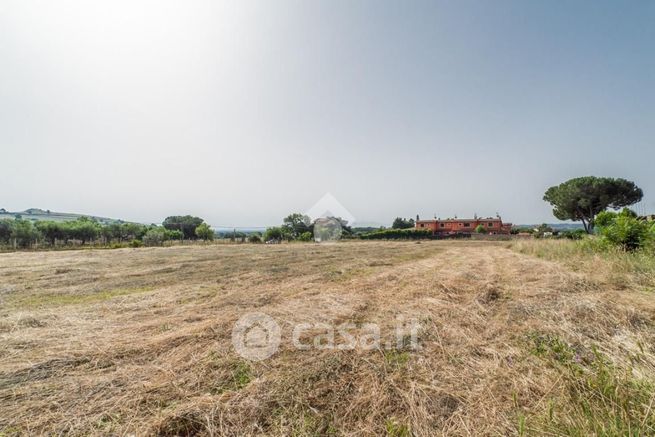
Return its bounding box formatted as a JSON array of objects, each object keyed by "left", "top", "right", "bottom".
[{"left": 416, "top": 217, "right": 503, "bottom": 223}]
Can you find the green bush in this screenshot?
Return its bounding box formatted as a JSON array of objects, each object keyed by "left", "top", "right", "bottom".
[
  {"left": 298, "top": 231, "right": 313, "bottom": 242},
  {"left": 592, "top": 209, "right": 651, "bottom": 251},
  {"left": 600, "top": 215, "right": 650, "bottom": 251},
  {"left": 594, "top": 210, "right": 618, "bottom": 228},
  {"left": 248, "top": 234, "right": 262, "bottom": 243},
  {"left": 596, "top": 208, "right": 638, "bottom": 228},
  {"left": 165, "top": 229, "right": 183, "bottom": 240},
  {"left": 560, "top": 229, "right": 587, "bottom": 240},
  {"left": 143, "top": 228, "right": 167, "bottom": 246},
  {"left": 361, "top": 229, "right": 433, "bottom": 240},
  {"left": 648, "top": 223, "right": 655, "bottom": 249},
  {"left": 576, "top": 236, "right": 612, "bottom": 253},
  {"left": 195, "top": 223, "right": 214, "bottom": 241},
  {"left": 263, "top": 227, "right": 284, "bottom": 242},
  {"left": 130, "top": 239, "right": 143, "bottom": 248},
  {"left": 619, "top": 207, "right": 638, "bottom": 218}
]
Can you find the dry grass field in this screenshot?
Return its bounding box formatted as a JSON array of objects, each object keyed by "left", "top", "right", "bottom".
[{"left": 1, "top": 240, "right": 654, "bottom": 436}]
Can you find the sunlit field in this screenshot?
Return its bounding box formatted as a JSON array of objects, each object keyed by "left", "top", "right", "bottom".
[{"left": 1, "top": 240, "right": 654, "bottom": 436}]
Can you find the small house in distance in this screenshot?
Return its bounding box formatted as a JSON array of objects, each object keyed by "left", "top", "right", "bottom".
[{"left": 415, "top": 215, "right": 512, "bottom": 235}]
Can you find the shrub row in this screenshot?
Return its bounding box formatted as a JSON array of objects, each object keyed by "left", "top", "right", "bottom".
[{"left": 360, "top": 229, "right": 472, "bottom": 240}]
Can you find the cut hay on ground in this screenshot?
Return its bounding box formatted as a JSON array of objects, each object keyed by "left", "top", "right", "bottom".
[{"left": 1, "top": 241, "right": 654, "bottom": 435}]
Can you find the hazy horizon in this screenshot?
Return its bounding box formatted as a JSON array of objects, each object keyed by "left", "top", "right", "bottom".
[{"left": 2, "top": 1, "right": 653, "bottom": 227}]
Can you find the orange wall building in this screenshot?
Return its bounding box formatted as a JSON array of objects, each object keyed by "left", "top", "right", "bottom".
[{"left": 415, "top": 216, "right": 512, "bottom": 235}]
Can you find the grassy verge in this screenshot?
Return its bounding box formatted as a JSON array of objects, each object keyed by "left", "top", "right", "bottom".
[
  {"left": 518, "top": 332, "right": 655, "bottom": 436},
  {"left": 510, "top": 239, "right": 655, "bottom": 290}
]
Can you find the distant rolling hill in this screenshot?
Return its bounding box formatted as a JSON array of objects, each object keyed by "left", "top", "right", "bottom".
[{"left": 0, "top": 208, "right": 129, "bottom": 225}]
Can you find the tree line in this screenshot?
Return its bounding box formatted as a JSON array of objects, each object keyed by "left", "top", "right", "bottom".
[
  {"left": 257, "top": 213, "right": 353, "bottom": 243},
  {"left": 3, "top": 175, "right": 651, "bottom": 250},
  {"left": 0, "top": 215, "right": 215, "bottom": 249},
  {"left": 543, "top": 176, "right": 654, "bottom": 251}
]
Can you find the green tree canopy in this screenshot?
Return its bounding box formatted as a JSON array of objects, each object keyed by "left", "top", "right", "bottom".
[
  {"left": 11, "top": 220, "right": 41, "bottom": 248},
  {"left": 163, "top": 215, "right": 205, "bottom": 239},
  {"left": 392, "top": 217, "right": 415, "bottom": 229},
  {"left": 35, "top": 221, "right": 65, "bottom": 245},
  {"left": 282, "top": 213, "right": 311, "bottom": 239},
  {"left": 263, "top": 226, "right": 284, "bottom": 242},
  {"left": 195, "top": 223, "right": 214, "bottom": 241},
  {"left": 143, "top": 227, "right": 167, "bottom": 246},
  {"left": 68, "top": 217, "right": 100, "bottom": 243},
  {"left": 543, "top": 176, "right": 643, "bottom": 233},
  {"left": 0, "top": 219, "right": 14, "bottom": 243}
]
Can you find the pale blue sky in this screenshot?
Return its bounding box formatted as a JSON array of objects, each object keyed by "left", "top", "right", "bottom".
[{"left": 1, "top": 1, "right": 653, "bottom": 226}]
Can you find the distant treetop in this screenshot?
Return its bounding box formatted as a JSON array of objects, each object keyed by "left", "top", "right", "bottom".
[
  {"left": 543, "top": 176, "right": 643, "bottom": 233},
  {"left": 162, "top": 215, "right": 206, "bottom": 239}
]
